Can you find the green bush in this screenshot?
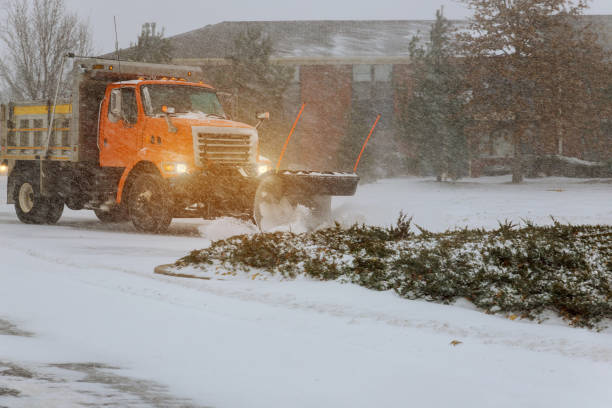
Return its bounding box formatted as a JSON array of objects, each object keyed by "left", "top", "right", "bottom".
[{"left": 176, "top": 216, "right": 612, "bottom": 329}]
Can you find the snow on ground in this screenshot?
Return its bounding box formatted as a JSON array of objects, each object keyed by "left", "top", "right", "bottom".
[
  {"left": 1, "top": 175, "right": 611, "bottom": 408},
  {"left": 333, "top": 176, "right": 612, "bottom": 230}
]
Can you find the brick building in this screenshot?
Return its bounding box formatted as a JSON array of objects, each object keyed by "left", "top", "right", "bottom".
[{"left": 161, "top": 17, "right": 612, "bottom": 175}]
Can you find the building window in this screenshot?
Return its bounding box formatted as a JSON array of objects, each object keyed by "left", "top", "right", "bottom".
[
  {"left": 374, "top": 65, "right": 392, "bottom": 82},
  {"left": 353, "top": 64, "right": 372, "bottom": 82},
  {"left": 292, "top": 66, "right": 300, "bottom": 83},
  {"left": 353, "top": 64, "right": 392, "bottom": 82}
]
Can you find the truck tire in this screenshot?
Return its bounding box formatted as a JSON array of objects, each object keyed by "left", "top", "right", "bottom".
[
  {"left": 126, "top": 173, "right": 172, "bottom": 233},
  {"left": 45, "top": 196, "right": 64, "bottom": 224},
  {"left": 94, "top": 206, "right": 129, "bottom": 223},
  {"left": 14, "top": 175, "right": 63, "bottom": 225}
]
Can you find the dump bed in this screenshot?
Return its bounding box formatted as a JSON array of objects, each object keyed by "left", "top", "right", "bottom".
[
  {"left": 0, "top": 101, "right": 74, "bottom": 162},
  {"left": 0, "top": 57, "right": 203, "bottom": 164}
]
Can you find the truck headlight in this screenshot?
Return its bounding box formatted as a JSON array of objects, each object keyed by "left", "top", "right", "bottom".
[
  {"left": 176, "top": 163, "right": 188, "bottom": 174},
  {"left": 162, "top": 162, "right": 189, "bottom": 174},
  {"left": 257, "top": 164, "right": 270, "bottom": 175},
  {"left": 0, "top": 163, "right": 8, "bottom": 174}
]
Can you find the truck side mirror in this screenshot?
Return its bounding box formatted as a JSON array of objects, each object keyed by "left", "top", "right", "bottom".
[
  {"left": 255, "top": 112, "right": 269, "bottom": 129},
  {"left": 162, "top": 105, "right": 176, "bottom": 114},
  {"left": 109, "top": 89, "right": 122, "bottom": 122}
]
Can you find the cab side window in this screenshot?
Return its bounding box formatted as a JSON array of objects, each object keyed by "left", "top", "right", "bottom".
[
  {"left": 108, "top": 89, "right": 121, "bottom": 123},
  {"left": 121, "top": 88, "right": 138, "bottom": 125},
  {"left": 108, "top": 87, "right": 138, "bottom": 125}
]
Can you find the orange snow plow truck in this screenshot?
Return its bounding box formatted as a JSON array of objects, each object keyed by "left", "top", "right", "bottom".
[{"left": 0, "top": 57, "right": 359, "bottom": 232}]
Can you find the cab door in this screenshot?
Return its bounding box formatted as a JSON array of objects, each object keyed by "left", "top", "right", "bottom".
[{"left": 99, "top": 86, "right": 142, "bottom": 167}]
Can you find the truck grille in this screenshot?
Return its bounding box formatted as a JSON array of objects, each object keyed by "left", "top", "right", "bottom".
[{"left": 196, "top": 132, "right": 252, "bottom": 166}]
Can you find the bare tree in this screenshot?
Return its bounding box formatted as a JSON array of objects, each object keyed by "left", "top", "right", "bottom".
[{"left": 0, "top": 0, "right": 93, "bottom": 100}]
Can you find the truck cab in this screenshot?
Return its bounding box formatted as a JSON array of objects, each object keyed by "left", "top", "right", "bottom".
[
  {"left": 96, "top": 78, "right": 269, "bottom": 231},
  {"left": 99, "top": 79, "right": 260, "bottom": 201}
]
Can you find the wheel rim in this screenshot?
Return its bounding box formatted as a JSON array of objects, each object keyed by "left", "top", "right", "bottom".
[
  {"left": 128, "top": 178, "right": 166, "bottom": 231},
  {"left": 18, "top": 183, "right": 35, "bottom": 213}
]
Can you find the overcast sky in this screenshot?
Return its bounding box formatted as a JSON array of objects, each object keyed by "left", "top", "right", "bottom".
[{"left": 62, "top": 0, "right": 612, "bottom": 54}]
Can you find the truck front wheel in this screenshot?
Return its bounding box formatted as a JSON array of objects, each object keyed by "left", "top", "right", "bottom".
[{"left": 126, "top": 173, "right": 172, "bottom": 233}]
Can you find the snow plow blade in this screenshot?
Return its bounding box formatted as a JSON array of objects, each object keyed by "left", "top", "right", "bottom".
[
  {"left": 269, "top": 170, "right": 360, "bottom": 197},
  {"left": 252, "top": 171, "right": 359, "bottom": 231}
]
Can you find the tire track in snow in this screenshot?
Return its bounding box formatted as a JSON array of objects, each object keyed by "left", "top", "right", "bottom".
[{"left": 2, "top": 232, "right": 611, "bottom": 365}]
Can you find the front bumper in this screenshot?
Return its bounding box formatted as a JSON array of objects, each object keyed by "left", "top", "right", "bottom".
[
  {"left": 167, "top": 167, "right": 258, "bottom": 218},
  {"left": 166, "top": 168, "right": 360, "bottom": 218}
]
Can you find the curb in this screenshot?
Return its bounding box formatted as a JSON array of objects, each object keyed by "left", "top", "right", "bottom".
[{"left": 153, "top": 264, "right": 211, "bottom": 280}]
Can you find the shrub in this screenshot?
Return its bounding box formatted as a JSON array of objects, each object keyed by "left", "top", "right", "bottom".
[{"left": 176, "top": 219, "right": 612, "bottom": 328}]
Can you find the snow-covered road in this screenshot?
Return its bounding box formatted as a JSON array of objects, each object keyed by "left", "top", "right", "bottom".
[{"left": 1, "top": 175, "right": 611, "bottom": 407}]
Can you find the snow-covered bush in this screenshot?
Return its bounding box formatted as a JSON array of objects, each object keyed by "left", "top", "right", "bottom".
[{"left": 176, "top": 216, "right": 612, "bottom": 328}]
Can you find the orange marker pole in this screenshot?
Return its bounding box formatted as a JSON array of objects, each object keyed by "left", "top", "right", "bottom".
[
  {"left": 353, "top": 114, "right": 381, "bottom": 173},
  {"left": 276, "top": 103, "right": 306, "bottom": 171}
]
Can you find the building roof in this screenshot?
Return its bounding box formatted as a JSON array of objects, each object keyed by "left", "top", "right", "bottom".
[
  {"left": 106, "top": 16, "right": 612, "bottom": 63},
  {"left": 167, "top": 20, "right": 468, "bottom": 60}
]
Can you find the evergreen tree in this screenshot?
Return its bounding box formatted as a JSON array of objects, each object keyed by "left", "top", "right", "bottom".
[
  {"left": 459, "top": 0, "right": 611, "bottom": 183},
  {"left": 399, "top": 9, "right": 468, "bottom": 180},
  {"left": 214, "top": 28, "right": 294, "bottom": 160},
  {"left": 131, "top": 22, "right": 172, "bottom": 63}
]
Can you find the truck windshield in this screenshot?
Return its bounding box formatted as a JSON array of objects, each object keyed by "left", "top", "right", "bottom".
[{"left": 141, "top": 85, "right": 226, "bottom": 118}]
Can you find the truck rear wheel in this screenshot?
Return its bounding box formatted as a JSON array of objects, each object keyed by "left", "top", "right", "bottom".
[
  {"left": 14, "top": 177, "right": 63, "bottom": 225},
  {"left": 45, "top": 196, "right": 64, "bottom": 224},
  {"left": 126, "top": 173, "right": 172, "bottom": 233}
]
